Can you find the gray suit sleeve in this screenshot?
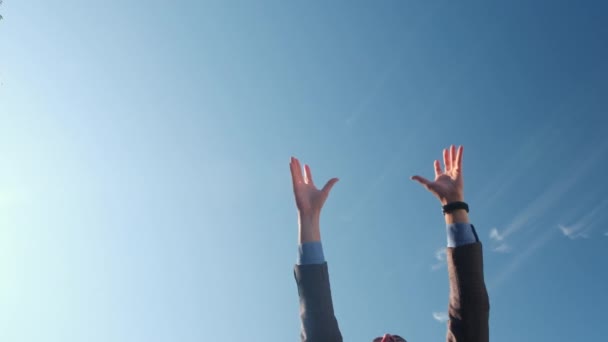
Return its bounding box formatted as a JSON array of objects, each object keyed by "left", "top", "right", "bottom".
[
  {"left": 294, "top": 263, "right": 343, "bottom": 342},
  {"left": 446, "top": 242, "right": 490, "bottom": 342}
]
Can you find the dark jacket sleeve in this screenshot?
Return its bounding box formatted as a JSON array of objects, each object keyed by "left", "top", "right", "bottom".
[
  {"left": 294, "top": 263, "right": 343, "bottom": 342},
  {"left": 446, "top": 242, "right": 490, "bottom": 342}
]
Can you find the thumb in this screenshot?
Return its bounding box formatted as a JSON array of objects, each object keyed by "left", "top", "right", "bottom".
[
  {"left": 410, "top": 175, "right": 432, "bottom": 189},
  {"left": 322, "top": 178, "right": 339, "bottom": 195}
]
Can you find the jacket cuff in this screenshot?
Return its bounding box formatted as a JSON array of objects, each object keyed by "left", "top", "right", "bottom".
[
  {"left": 297, "top": 241, "right": 326, "bottom": 265},
  {"left": 447, "top": 223, "right": 479, "bottom": 247}
]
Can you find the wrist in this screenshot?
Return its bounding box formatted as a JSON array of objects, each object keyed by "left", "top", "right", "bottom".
[
  {"left": 440, "top": 194, "right": 464, "bottom": 206},
  {"left": 299, "top": 211, "right": 320, "bottom": 225},
  {"left": 298, "top": 211, "right": 321, "bottom": 243},
  {"left": 444, "top": 209, "right": 470, "bottom": 224}
]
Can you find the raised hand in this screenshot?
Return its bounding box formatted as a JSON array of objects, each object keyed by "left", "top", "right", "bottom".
[
  {"left": 411, "top": 145, "right": 464, "bottom": 205},
  {"left": 290, "top": 157, "right": 339, "bottom": 216},
  {"left": 290, "top": 157, "right": 338, "bottom": 243}
]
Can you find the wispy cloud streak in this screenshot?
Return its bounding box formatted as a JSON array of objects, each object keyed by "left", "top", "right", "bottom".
[
  {"left": 559, "top": 224, "right": 588, "bottom": 239},
  {"left": 559, "top": 199, "right": 608, "bottom": 239},
  {"left": 489, "top": 228, "right": 504, "bottom": 241},
  {"left": 472, "top": 123, "right": 564, "bottom": 210},
  {"left": 489, "top": 227, "right": 557, "bottom": 290},
  {"left": 431, "top": 247, "right": 446, "bottom": 271},
  {"left": 432, "top": 311, "right": 449, "bottom": 323},
  {"left": 501, "top": 142, "right": 608, "bottom": 240},
  {"left": 493, "top": 243, "right": 511, "bottom": 253},
  {"left": 488, "top": 228, "right": 510, "bottom": 253}
]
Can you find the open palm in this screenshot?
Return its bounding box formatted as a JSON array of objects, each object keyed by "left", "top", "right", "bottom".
[
  {"left": 290, "top": 157, "right": 338, "bottom": 215},
  {"left": 412, "top": 145, "right": 464, "bottom": 205}
]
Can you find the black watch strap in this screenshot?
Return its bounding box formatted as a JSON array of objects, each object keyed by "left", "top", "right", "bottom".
[{"left": 442, "top": 201, "right": 469, "bottom": 214}]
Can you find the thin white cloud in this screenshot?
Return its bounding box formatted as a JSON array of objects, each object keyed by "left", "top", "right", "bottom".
[
  {"left": 432, "top": 311, "right": 449, "bottom": 323},
  {"left": 558, "top": 224, "right": 576, "bottom": 237},
  {"left": 472, "top": 124, "right": 557, "bottom": 210},
  {"left": 489, "top": 228, "right": 504, "bottom": 241},
  {"left": 344, "top": 53, "right": 404, "bottom": 128},
  {"left": 493, "top": 243, "right": 511, "bottom": 253},
  {"left": 558, "top": 224, "right": 588, "bottom": 239},
  {"left": 431, "top": 248, "right": 447, "bottom": 271},
  {"left": 489, "top": 228, "right": 510, "bottom": 253},
  {"left": 431, "top": 262, "right": 445, "bottom": 271},
  {"left": 500, "top": 142, "right": 608, "bottom": 240},
  {"left": 559, "top": 200, "right": 608, "bottom": 240},
  {"left": 604, "top": 232, "right": 608, "bottom": 237},
  {"left": 489, "top": 227, "right": 557, "bottom": 290},
  {"left": 489, "top": 144, "right": 607, "bottom": 288},
  {"left": 435, "top": 248, "right": 446, "bottom": 261}
]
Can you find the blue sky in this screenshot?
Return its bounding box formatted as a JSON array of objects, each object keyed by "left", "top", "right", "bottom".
[{"left": 1, "top": 1, "right": 607, "bottom": 341}]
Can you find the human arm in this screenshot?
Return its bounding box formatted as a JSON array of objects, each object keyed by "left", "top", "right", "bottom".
[
  {"left": 290, "top": 157, "right": 342, "bottom": 342},
  {"left": 412, "top": 146, "right": 489, "bottom": 342}
]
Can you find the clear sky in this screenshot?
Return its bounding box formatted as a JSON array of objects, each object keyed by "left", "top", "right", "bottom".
[{"left": 1, "top": 1, "right": 607, "bottom": 341}]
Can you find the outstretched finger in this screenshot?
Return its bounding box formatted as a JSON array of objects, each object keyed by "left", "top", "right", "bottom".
[
  {"left": 434, "top": 160, "right": 442, "bottom": 178},
  {"left": 290, "top": 157, "right": 303, "bottom": 185},
  {"left": 455, "top": 145, "right": 464, "bottom": 170},
  {"left": 321, "top": 178, "right": 339, "bottom": 195},
  {"left": 450, "top": 145, "right": 456, "bottom": 169},
  {"left": 304, "top": 164, "right": 314, "bottom": 185},
  {"left": 294, "top": 157, "right": 304, "bottom": 182},
  {"left": 443, "top": 148, "right": 451, "bottom": 172},
  {"left": 411, "top": 175, "right": 432, "bottom": 189},
  {"left": 289, "top": 158, "right": 297, "bottom": 186}
]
